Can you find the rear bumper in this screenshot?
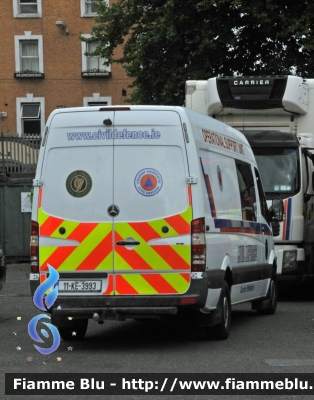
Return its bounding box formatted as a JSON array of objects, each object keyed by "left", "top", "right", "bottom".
[{"left": 49, "top": 276, "right": 209, "bottom": 324}]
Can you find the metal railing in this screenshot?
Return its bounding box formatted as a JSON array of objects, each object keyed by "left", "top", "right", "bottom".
[{"left": 0, "top": 133, "right": 41, "bottom": 174}]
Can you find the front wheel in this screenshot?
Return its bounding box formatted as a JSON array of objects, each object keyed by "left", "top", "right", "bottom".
[
  {"left": 58, "top": 319, "right": 88, "bottom": 341},
  {"left": 257, "top": 269, "right": 277, "bottom": 315},
  {"left": 204, "top": 280, "right": 231, "bottom": 340}
]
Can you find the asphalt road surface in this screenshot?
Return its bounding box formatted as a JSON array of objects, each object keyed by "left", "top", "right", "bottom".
[{"left": 1, "top": 263, "right": 314, "bottom": 400}]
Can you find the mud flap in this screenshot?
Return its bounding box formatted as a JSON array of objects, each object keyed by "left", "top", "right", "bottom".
[{"left": 197, "top": 288, "right": 223, "bottom": 327}]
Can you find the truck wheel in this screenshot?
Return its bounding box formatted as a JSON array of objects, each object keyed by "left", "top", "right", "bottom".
[
  {"left": 58, "top": 319, "right": 88, "bottom": 341},
  {"left": 204, "top": 281, "right": 231, "bottom": 340},
  {"left": 257, "top": 269, "right": 277, "bottom": 315}
]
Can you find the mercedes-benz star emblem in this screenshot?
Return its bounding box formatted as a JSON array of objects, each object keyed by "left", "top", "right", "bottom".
[{"left": 107, "top": 205, "right": 120, "bottom": 217}]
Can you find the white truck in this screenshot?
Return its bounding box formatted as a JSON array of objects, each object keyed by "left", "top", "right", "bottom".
[{"left": 186, "top": 75, "right": 314, "bottom": 285}]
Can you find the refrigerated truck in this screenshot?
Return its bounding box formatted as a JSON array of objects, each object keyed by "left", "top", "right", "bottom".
[{"left": 186, "top": 75, "right": 314, "bottom": 284}]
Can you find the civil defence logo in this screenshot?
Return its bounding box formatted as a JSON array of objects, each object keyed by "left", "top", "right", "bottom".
[{"left": 134, "top": 168, "right": 163, "bottom": 196}]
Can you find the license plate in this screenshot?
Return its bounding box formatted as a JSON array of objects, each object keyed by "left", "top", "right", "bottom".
[{"left": 59, "top": 280, "right": 102, "bottom": 292}]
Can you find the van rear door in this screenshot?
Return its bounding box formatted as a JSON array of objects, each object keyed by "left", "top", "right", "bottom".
[{"left": 111, "top": 109, "right": 192, "bottom": 295}]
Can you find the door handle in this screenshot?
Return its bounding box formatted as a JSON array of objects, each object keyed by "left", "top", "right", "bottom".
[{"left": 116, "top": 240, "right": 140, "bottom": 246}]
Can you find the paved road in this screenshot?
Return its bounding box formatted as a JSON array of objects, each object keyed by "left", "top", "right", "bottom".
[{"left": 1, "top": 263, "right": 314, "bottom": 399}]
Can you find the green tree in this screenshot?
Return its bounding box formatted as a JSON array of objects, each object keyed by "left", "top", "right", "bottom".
[{"left": 83, "top": 0, "right": 314, "bottom": 105}]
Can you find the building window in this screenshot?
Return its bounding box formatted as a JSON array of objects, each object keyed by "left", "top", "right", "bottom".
[
  {"left": 81, "top": 35, "right": 111, "bottom": 78},
  {"left": 80, "top": 0, "right": 109, "bottom": 17},
  {"left": 13, "top": 0, "right": 42, "bottom": 18},
  {"left": 21, "top": 41, "right": 39, "bottom": 71},
  {"left": 21, "top": 104, "right": 41, "bottom": 135},
  {"left": 16, "top": 95, "right": 45, "bottom": 137},
  {"left": 14, "top": 33, "right": 44, "bottom": 78}
]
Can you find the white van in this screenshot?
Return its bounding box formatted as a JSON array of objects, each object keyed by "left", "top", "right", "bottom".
[{"left": 30, "top": 106, "right": 279, "bottom": 341}]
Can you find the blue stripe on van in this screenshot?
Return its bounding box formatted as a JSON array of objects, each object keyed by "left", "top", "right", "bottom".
[{"left": 214, "top": 219, "right": 272, "bottom": 236}]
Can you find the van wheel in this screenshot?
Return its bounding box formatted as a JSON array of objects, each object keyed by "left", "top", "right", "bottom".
[
  {"left": 257, "top": 269, "right": 277, "bottom": 315},
  {"left": 204, "top": 281, "right": 231, "bottom": 340},
  {"left": 58, "top": 319, "right": 88, "bottom": 341}
]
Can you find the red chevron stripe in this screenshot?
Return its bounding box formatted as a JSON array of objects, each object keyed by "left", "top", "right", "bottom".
[
  {"left": 38, "top": 188, "right": 43, "bottom": 208},
  {"left": 40, "top": 246, "right": 76, "bottom": 271},
  {"left": 181, "top": 273, "right": 190, "bottom": 283},
  {"left": 164, "top": 214, "right": 190, "bottom": 235},
  {"left": 187, "top": 186, "right": 192, "bottom": 206},
  {"left": 67, "top": 223, "right": 98, "bottom": 243},
  {"left": 142, "top": 274, "right": 178, "bottom": 294},
  {"left": 115, "top": 275, "right": 139, "bottom": 295},
  {"left": 128, "top": 221, "right": 160, "bottom": 241},
  {"left": 114, "top": 232, "right": 153, "bottom": 271},
  {"left": 40, "top": 215, "right": 64, "bottom": 236},
  {"left": 76, "top": 231, "right": 112, "bottom": 270},
  {"left": 151, "top": 245, "right": 190, "bottom": 270}
]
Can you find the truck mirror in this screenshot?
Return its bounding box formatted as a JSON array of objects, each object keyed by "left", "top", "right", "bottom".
[{"left": 270, "top": 199, "right": 284, "bottom": 222}]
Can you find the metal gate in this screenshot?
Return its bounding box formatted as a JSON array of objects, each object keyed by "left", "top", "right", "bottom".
[{"left": 0, "top": 134, "right": 41, "bottom": 258}]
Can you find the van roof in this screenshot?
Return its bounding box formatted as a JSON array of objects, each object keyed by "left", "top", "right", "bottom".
[{"left": 47, "top": 105, "right": 251, "bottom": 150}]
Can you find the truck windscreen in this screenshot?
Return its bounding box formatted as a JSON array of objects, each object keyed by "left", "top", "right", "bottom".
[{"left": 253, "top": 148, "right": 299, "bottom": 196}]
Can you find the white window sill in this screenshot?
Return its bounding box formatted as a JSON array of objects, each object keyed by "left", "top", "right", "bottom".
[{"left": 15, "top": 14, "right": 41, "bottom": 18}]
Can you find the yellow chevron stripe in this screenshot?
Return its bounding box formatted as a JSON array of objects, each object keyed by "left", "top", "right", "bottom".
[
  {"left": 51, "top": 220, "right": 81, "bottom": 239},
  {"left": 94, "top": 251, "right": 113, "bottom": 271},
  {"left": 120, "top": 274, "right": 158, "bottom": 295},
  {"left": 161, "top": 273, "right": 189, "bottom": 293},
  {"left": 113, "top": 251, "right": 134, "bottom": 271},
  {"left": 170, "top": 245, "right": 190, "bottom": 263},
  {"left": 148, "top": 218, "right": 178, "bottom": 236},
  {"left": 39, "top": 246, "right": 58, "bottom": 267},
  {"left": 181, "top": 205, "right": 193, "bottom": 223},
  {"left": 114, "top": 224, "right": 174, "bottom": 271},
  {"left": 57, "top": 224, "right": 112, "bottom": 271},
  {"left": 38, "top": 207, "right": 50, "bottom": 227}
]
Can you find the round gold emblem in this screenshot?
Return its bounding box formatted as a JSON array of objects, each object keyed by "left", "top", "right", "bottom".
[{"left": 66, "top": 171, "right": 92, "bottom": 197}]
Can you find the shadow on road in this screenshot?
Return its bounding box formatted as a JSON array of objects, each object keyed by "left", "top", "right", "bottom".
[{"left": 278, "top": 282, "right": 314, "bottom": 302}]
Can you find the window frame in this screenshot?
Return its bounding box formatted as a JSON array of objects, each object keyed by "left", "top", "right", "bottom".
[
  {"left": 16, "top": 95, "right": 45, "bottom": 137},
  {"left": 81, "top": 34, "right": 111, "bottom": 78},
  {"left": 14, "top": 33, "right": 44, "bottom": 78},
  {"left": 235, "top": 160, "right": 258, "bottom": 222},
  {"left": 13, "top": 0, "right": 42, "bottom": 18},
  {"left": 80, "top": 0, "right": 109, "bottom": 17}
]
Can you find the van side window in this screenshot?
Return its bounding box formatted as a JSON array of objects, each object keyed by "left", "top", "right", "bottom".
[
  {"left": 200, "top": 150, "right": 242, "bottom": 220},
  {"left": 235, "top": 160, "right": 257, "bottom": 221},
  {"left": 254, "top": 167, "right": 270, "bottom": 223}
]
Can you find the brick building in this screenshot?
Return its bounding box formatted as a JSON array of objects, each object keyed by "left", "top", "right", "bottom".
[{"left": 0, "top": 0, "right": 132, "bottom": 136}]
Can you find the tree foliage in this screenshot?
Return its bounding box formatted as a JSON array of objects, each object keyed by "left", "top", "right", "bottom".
[{"left": 84, "top": 0, "right": 314, "bottom": 105}]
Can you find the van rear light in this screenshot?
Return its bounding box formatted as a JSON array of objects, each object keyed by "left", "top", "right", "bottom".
[
  {"left": 191, "top": 218, "right": 206, "bottom": 272},
  {"left": 30, "top": 221, "right": 39, "bottom": 273}
]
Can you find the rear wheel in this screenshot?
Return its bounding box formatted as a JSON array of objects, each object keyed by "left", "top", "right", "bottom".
[
  {"left": 204, "top": 280, "right": 231, "bottom": 340},
  {"left": 58, "top": 319, "right": 88, "bottom": 341}
]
